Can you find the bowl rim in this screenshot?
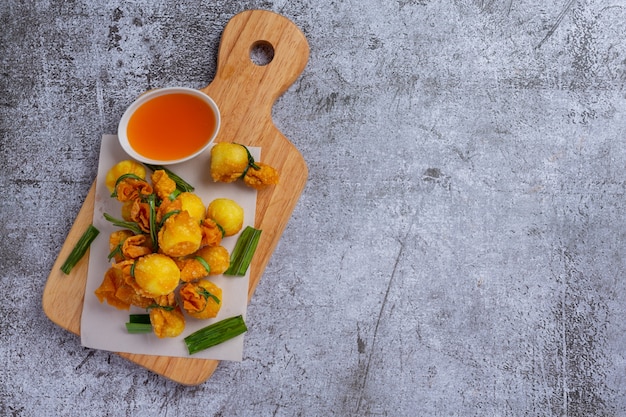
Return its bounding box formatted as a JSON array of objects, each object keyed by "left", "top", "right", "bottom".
[{"left": 117, "top": 86, "right": 221, "bottom": 165}]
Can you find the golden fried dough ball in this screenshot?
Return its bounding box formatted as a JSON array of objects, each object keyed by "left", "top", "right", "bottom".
[
  {"left": 196, "top": 245, "right": 230, "bottom": 276},
  {"left": 180, "top": 280, "right": 222, "bottom": 319},
  {"left": 150, "top": 306, "right": 186, "bottom": 338},
  {"left": 158, "top": 211, "right": 202, "bottom": 257},
  {"left": 206, "top": 198, "right": 244, "bottom": 237},
  {"left": 104, "top": 159, "right": 146, "bottom": 194},
  {"left": 177, "top": 257, "right": 210, "bottom": 283},
  {"left": 133, "top": 254, "right": 180, "bottom": 296},
  {"left": 174, "top": 192, "right": 206, "bottom": 223},
  {"left": 243, "top": 162, "right": 279, "bottom": 189},
  {"left": 210, "top": 143, "right": 249, "bottom": 183}
]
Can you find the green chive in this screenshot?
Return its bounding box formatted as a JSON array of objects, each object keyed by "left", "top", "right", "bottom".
[
  {"left": 107, "top": 243, "right": 123, "bottom": 261},
  {"left": 168, "top": 189, "right": 181, "bottom": 201},
  {"left": 237, "top": 144, "right": 260, "bottom": 179},
  {"left": 224, "top": 226, "right": 262, "bottom": 276},
  {"left": 103, "top": 213, "right": 143, "bottom": 235},
  {"left": 129, "top": 314, "right": 151, "bottom": 324},
  {"left": 60, "top": 224, "right": 100, "bottom": 274},
  {"left": 184, "top": 315, "right": 247, "bottom": 355},
  {"left": 159, "top": 210, "right": 181, "bottom": 229},
  {"left": 111, "top": 173, "right": 146, "bottom": 198},
  {"left": 147, "top": 194, "right": 158, "bottom": 251},
  {"left": 197, "top": 287, "right": 220, "bottom": 305},
  {"left": 125, "top": 322, "right": 153, "bottom": 334},
  {"left": 194, "top": 256, "right": 211, "bottom": 274}
]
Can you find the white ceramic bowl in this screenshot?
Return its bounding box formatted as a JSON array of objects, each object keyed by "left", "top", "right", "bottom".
[{"left": 117, "top": 87, "right": 221, "bottom": 165}]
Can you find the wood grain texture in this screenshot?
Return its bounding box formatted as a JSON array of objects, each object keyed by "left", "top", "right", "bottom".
[{"left": 42, "top": 9, "right": 309, "bottom": 385}]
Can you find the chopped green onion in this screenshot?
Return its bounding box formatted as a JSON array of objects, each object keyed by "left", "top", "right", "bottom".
[
  {"left": 184, "top": 315, "right": 247, "bottom": 355},
  {"left": 60, "top": 224, "right": 100, "bottom": 274},
  {"left": 237, "top": 144, "right": 260, "bottom": 179},
  {"left": 129, "top": 314, "right": 151, "bottom": 324},
  {"left": 125, "top": 322, "right": 153, "bottom": 334},
  {"left": 224, "top": 226, "right": 262, "bottom": 276},
  {"left": 147, "top": 194, "right": 158, "bottom": 251},
  {"left": 144, "top": 164, "right": 195, "bottom": 192},
  {"left": 107, "top": 243, "right": 123, "bottom": 261},
  {"left": 126, "top": 314, "right": 151, "bottom": 333},
  {"left": 168, "top": 189, "right": 181, "bottom": 201},
  {"left": 194, "top": 256, "right": 211, "bottom": 274},
  {"left": 103, "top": 213, "right": 143, "bottom": 235},
  {"left": 197, "top": 287, "right": 220, "bottom": 305},
  {"left": 159, "top": 210, "right": 181, "bottom": 229}
]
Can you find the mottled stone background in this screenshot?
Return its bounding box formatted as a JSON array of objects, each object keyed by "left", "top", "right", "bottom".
[{"left": 2, "top": 0, "right": 626, "bottom": 416}]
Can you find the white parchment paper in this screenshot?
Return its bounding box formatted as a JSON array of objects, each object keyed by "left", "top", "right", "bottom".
[{"left": 80, "top": 134, "right": 257, "bottom": 361}]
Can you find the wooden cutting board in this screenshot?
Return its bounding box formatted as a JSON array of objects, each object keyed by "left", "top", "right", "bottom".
[{"left": 42, "top": 9, "right": 309, "bottom": 385}]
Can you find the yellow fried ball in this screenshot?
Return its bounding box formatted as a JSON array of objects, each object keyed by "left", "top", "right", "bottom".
[
  {"left": 243, "top": 162, "right": 280, "bottom": 189},
  {"left": 206, "top": 198, "right": 244, "bottom": 237},
  {"left": 196, "top": 245, "right": 231, "bottom": 276},
  {"left": 104, "top": 159, "right": 146, "bottom": 194},
  {"left": 133, "top": 253, "right": 180, "bottom": 296},
  {"left": 210, "top": 143, "right": 249, "bottom": 183},
  {"left": 180, "top": 280, "right": 223, "bottom": 319},
  {"left": 158, "top": 211, "right": 203, "bottom": 257},
  {"left": 175, "top": 192, "right": 206, "bottom": 223},
  {"left": 150, "top": 306, "right": 186, "bottom": 338}
]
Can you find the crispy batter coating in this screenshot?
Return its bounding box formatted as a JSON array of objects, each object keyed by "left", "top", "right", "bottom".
[
  {"left": 121, "top": 234, "right": 152, "bottom": 259},
  {"left": 180, "top": 280, "right": 222, "bottom": 319},
  {"left": 94, "top": 267, "right": 153, "bottom": 310},
  {"left": 114, "top": 178, "right": 153, "bottom": 203},
  {"left": 158, "top": 211, "right": 203, "bottom": 257},
  {"left": 151, "top": 170, "right": 177, "bottom": 201},
  {"left": 243, "top": 162, "right": 280, "bottom": 189},
  {"left": 133, "top": 254, "right": 181, "bottom": 296},
  {"left": 105, "top": 160, "right": 146, "bottom": 194},
  {"left": 95, "top": 268, "right": 131, "bottom": 310},
  {"left": 175, "top": 192, "right": 206, "bottom": 223},
  {"left": 150, "top": 306, "right": 186, "bottom": 338},
  {"left": 199, "top": 218, "right": 223, "bottom": 247},
  {"left": 210, "top": 142, "right": 249, "bottom": 182},
  {"left": 109, "top": 230, "right": 135, "bottom": 263},
  {"left": 128, "top": 198, "right": 151, "bottom": 233},
  {"left": 196, "top": 245, "right": 230, "bottom": 276},
  {"left": 115, "top": 284, "right": 154, "bottom": 309},
  {"left": 156, "top": 197, "right": 182, "bottom": 224},
  {"left": 206, "top": 198, "right": 244, "bottom": 237},
  {"left": 176, "top": 257, "right": 210, "bottom": 282},
  {"left": 112, "top": 259, "right": 151, "bottom": 298}
]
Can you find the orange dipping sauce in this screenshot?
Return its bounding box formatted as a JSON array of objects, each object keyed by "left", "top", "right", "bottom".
[{"left": 127, "top": 92, "right": 217, "bottom": 162}]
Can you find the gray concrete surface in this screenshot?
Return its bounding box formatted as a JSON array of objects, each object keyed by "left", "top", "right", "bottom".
[{"left": 2, "top": 0, "right": 626, "bottom": 416}]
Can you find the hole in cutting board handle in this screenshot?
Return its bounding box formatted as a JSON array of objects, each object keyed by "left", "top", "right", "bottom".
[{"left": 249, "top": 41, "right": 275, "bottom": 66}]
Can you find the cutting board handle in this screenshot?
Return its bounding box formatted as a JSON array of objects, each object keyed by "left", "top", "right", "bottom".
[{"left": 201, "top": 10, "right": 310, "bottom": 115}]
